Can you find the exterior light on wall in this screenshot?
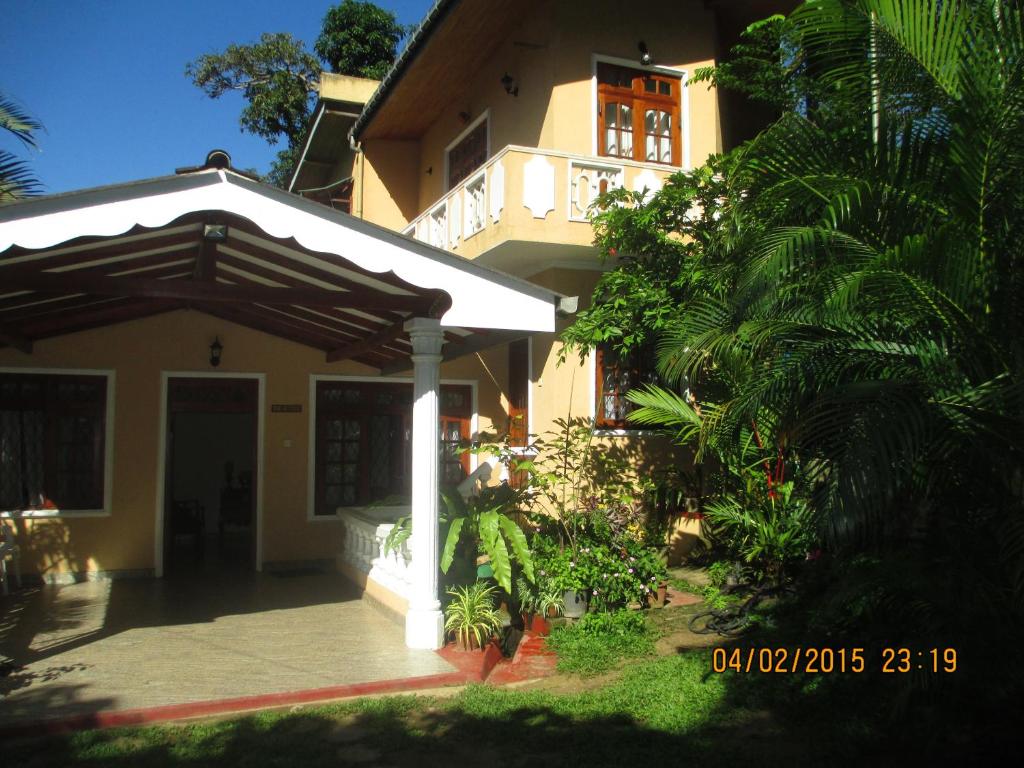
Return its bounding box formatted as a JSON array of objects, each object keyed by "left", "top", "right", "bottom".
[
  {"left": 501, "top": 73, "right": 519, "bottom": 97},
  {"left": 209, "top": 337, "right": 223, "bottom": 367},
  {"left": 638, "top": 41, "right": 652, "bottom": 66}
]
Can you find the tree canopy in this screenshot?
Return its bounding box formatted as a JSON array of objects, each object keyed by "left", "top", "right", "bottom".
[
  {"left": 565, "top": 0, "right": 1024, "bottom": 737},
  {"left": 186, "top": 1, "right": 406, "bottom": 186}
]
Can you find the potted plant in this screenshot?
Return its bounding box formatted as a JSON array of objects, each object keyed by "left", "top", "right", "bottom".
[
  {"left": 444, "top": 582, "right": 502, "bottom": 651},
  {"left": 516, "top": 575, "right": 565, "bottom": 634}
]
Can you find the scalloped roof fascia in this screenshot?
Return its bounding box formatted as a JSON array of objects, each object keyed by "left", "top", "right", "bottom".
[{"left": 0, "top": 170, "right": 558, "bottom": 333}]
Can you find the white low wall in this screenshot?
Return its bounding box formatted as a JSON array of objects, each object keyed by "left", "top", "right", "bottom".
[{"left": 337, "top": 505, "right": 413, "bottom": 605}]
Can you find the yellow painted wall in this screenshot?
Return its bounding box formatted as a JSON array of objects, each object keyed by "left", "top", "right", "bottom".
[
  {"left": 0, "top": 310, "right": 502, "bottom": 578},
  {"left": 393, "top": 0, "right": 721, "bottom": 221},
  {"left": 352, "top": 0, "right": 724, "bottom": 229}
]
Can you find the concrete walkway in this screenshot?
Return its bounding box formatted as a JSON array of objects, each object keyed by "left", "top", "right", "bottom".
[{"left": 0, "top": 569, "right": 454, "bottom": 728}]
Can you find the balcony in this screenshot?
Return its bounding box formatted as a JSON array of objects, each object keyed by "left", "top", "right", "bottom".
[{"left": 403, "top": 145, "right": 678, "bottom": 275}]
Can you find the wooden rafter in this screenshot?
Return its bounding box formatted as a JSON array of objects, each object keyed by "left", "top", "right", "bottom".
[
  {"left": 326, "top": 319, "right": 406, "bottom": 363},
  {"left": 0, "top": 272, "right": 441, "bottom": 312},
  {"left": 193, "top": 236, "right": 217, "bottom": 281},
  {"left": 18, "top": 298, "right": 181, "bottom": 336},
  {"left": 0, "top": 230, "right": 201, "bottom": 271}
]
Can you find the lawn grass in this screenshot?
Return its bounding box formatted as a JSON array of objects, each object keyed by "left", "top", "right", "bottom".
[{"left": 6, "top": 643, "right": 892, "bottom": 768}]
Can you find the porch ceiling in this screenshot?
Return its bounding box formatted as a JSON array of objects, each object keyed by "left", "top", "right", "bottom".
[{"left": 0, "top": 163, "right": 565, "bottom": 369}]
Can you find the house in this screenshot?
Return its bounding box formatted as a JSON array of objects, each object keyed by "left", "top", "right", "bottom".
[{"left": 0, "top": 0, "right": 785, "bottom": 649}]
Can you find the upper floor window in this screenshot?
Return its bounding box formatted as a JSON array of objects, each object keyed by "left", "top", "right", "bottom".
[
  {"left": 1, "top": 372, "right": 109, "bottom": 512},
  {"left": 597, "top": 62, "right": 681, "bottom": 166},
  {"left": 447, "top": 116, "right": 488, "bottom": 190}
]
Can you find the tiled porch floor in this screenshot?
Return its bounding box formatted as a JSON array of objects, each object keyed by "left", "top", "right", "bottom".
[{"left": 0, "top": 568, "right": 454, "bottom": 727}]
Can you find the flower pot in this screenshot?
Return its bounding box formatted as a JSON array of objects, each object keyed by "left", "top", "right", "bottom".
[
  {"left": 529, "top": 614, "right": 551, "bottom": 635},
  {"left": 563, "top": 589, "right": 588, "bottom": 618},
  {"left": 647, "top": 581, "right": 668, "bottom": 608}
]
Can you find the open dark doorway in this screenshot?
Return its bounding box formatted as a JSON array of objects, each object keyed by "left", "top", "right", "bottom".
[{"left": 163, "top": 377, "right": 258, "bottom": 576}]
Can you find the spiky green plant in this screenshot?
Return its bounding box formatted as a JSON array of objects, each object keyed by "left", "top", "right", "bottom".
[{"left": 444, "top": 582, "right": 501, "bottom": 650}]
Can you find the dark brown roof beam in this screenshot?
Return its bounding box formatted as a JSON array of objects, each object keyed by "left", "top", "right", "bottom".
[
  {"left": 2, "top": 272, "right": 442, "bottom": 312},
  {"left": 213, "top": 252, "right": 408, "bottom": 328},
  {"left": 193, "top": 234, "right": 218, "bottom": 281},
  {"left": 0, "top": 325, "right": 32, "bottom": 354},
  {"left": 0, "top": 230, "right": 201, "bottom": 271},
  {"left": 18, "top": 298, "right": 182, "bottom": 336},
  {"left": 326, "top": 319, "right": 406, "bottom": 363}
]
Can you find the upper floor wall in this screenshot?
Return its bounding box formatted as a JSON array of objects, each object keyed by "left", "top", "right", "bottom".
[{"left": 352, "top": 0, "right": 733, "bottom": 231}]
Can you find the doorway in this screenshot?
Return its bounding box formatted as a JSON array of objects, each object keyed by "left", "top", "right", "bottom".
[{"left": 162, "top": 376, "right": 259, "bottom": 576}]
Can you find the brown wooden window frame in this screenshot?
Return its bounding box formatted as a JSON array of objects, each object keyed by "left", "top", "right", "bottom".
[
  {"left": 594, "top": 344, "right": 661, "bottom": 430},
  {"left": 597, "top": 62, "right": 682, "bottom": 167},
  {"left": 313, "top": 379, "right": 473, "bottom": 516},
  {"left": 445, "top": 112, "right": 489, "bottom": 191},
  {"left": 0, "top": 371, "right": 110, "bottom": 513}
]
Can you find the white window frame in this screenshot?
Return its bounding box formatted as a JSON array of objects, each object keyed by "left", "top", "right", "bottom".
[
  {"left": 307, "top": 374, "right": 479, "bottom": 521},
  {"left": 590, "top": 54, "right": 690, "bottom": 170},
  {"left": 0, "top": 366, "right": 116, "bottom": 519},
  {"left": 444, "top": 109, "right": 491, "bottom": 191}
]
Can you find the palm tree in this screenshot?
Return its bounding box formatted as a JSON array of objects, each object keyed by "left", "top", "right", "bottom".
[
  {"left": 632, "top": 0, "right": 1024, "bottom": 546},
  {"left": 0, "top": 93, "right": 43, "bottom": 202}
]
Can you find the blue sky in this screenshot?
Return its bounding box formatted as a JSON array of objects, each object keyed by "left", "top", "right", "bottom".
[{"left": 2, "top": 0, "right": 431, "bottom": 194}]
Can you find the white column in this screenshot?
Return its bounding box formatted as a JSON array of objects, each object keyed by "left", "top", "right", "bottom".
[{"left": 404, "top": 317, "right": 446, "bottom": 649}]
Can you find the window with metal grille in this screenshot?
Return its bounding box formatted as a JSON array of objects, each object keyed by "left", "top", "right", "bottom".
[
  {"left": 0, "top": 372, "right": 108, "bottom": 512},
  {"left": 447, "top": 118, "right": 488, "bottom": 190},
  {"left": 314, "top": 380, "right": 472, "bottom": 515}
]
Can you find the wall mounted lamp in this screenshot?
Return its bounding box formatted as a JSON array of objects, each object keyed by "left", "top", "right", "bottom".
[
  {"left": 638, "top": 41, "right": 652, "bottom": 66},
  {"left": 209, "top": 336, "right": 223, "bottom": 367},
  {"left": 501, "top": 73, "right": 519, "bottom": 97}
]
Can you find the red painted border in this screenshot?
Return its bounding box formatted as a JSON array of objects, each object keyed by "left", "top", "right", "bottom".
[{"left": 0, "top": 665, "right": 472, "bottom": 741}]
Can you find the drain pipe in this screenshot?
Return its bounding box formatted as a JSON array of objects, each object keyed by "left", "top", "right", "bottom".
[{"left": 348, "top": 128, "right": 365, "bottom": 219}]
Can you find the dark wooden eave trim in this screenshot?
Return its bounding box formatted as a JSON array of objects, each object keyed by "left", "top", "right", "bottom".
[{"left": 1, "top": 272, "right": 445, "bottom": 312}]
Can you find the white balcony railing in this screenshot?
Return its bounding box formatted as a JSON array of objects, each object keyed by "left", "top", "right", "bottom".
[{"left": 403, "top": 145, "right": 677, "bottom": 258}]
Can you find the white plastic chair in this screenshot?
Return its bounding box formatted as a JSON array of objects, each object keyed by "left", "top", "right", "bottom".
[{"left": 0, "top": 520, "right": 21, "bottom": 595}]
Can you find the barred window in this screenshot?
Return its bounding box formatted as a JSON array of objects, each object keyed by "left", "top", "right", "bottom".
[
  {"left": 314, "top": 380, "right": 472, "bottom": 515},
  {"left": 0, "top": 372, "right": 108, "bottom": 512}
]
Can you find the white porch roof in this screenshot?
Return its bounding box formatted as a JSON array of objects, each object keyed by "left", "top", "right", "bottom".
[{"left": 0, "top": 157, "right": 569, "bottom": 367}]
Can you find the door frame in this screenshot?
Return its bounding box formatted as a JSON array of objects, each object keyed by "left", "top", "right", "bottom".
[{"left": 154, "top": 371, "right": 266, "bottom": 577}]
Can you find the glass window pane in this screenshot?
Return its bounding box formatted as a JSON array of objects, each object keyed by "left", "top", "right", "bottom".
[
  {"left": 605, "top": 129, "right": 617, "bottom": 156},
  {"left": 644, "top": 79, "right": 656, "bottom": 93},
  {"left": 604, "top": 105, "right": 617, "bottom": 128},
  {"left": 325, "top": 485, "right": 341, "bottom": 507}
]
